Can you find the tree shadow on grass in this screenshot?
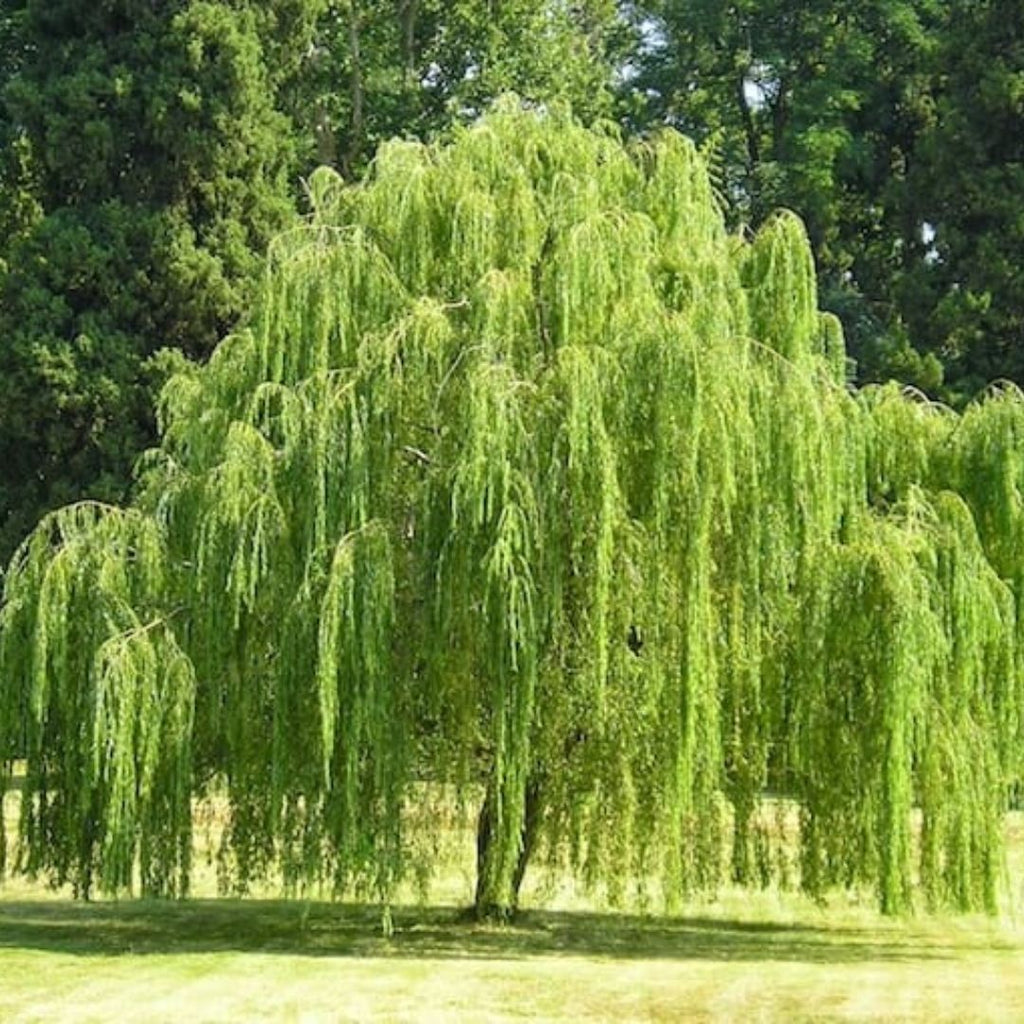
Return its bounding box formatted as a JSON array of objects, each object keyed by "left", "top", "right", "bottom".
[{"left": 0, "top": 898, "right": 972, "bottom": 964}]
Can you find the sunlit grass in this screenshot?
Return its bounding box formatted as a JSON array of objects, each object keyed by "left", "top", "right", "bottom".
[{"left": 3, "top": 779, "right": 1024, "bottom": 1022}]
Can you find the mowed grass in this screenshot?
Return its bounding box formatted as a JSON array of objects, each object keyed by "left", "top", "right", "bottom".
[{"left": 3, "top": 782, "right": 1024, "bottom": 1023}]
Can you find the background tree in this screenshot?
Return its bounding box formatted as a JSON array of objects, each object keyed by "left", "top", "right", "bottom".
[
  {"left": 0, "top": 0, "right": 632, "bottom": 566},
  {"left": 0, "top": 0, "right": 323, "bottom": 563},
  {"left": 625, "top": 0, "right": 947, "bottom": 391},
  {"left": 2, "top": 106, "right": 1020, "bottom": 920},
  {"left": 0, "top": 1, "right": 38, "bottom": 259},
  {"left": 899, "top": 0, "right": 1024, "bottom": 400},
  {"left": 300, "top": 0, "right": 628, "bottom": 177}
]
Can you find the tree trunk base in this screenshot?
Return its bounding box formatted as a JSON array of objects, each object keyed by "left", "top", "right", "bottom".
[
  {"left": 471, "top": 900, "right": 516, "bottom": 924},
  {"left": 472, "top": 774, "right": 544, "bottom": 925}
]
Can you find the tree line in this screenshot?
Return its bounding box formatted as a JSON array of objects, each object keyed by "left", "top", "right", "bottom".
[{"left": 0, "top": 1, "right": 1021, "bottom": 564}]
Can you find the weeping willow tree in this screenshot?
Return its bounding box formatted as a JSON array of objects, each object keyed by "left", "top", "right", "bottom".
[{"left": 1, "top": 100, "right": 1022, "bottom": 918}]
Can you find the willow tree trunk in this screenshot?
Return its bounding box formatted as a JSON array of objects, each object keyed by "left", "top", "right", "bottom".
[{"left": 473, "top": 775, "right": 544, "bottom": 921}]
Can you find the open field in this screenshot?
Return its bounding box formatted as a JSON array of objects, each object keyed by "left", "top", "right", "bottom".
[{"left": 4, "top": 786, "right": 1024, "bottom": 1022}]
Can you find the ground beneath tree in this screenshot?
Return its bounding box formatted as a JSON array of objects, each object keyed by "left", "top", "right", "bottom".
[
  {"left": 1, "top": 885, "right": 1023, "bottom": 1022},
  {"left": 3, "top": 790, "right": 1024, "bottom": 1021}
]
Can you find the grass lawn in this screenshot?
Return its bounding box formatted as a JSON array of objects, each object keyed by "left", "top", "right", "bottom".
[{"left": 3, "top": 786, "right": 1024, "bottom": 1022}]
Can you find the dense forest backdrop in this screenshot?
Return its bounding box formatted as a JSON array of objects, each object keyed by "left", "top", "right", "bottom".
[{"left": 0, "top": 0, "right": 1021, "bottom": 564}]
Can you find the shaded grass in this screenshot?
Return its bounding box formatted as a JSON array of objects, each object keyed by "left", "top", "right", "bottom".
[
  {"left": 1, "top": 898, "right": 1022, "bottom": 1023},
  {"left": 3, "top": 783, "right": 1024, "bottom": 1021},
  {"left": 0, "top": 897, "right": 973, "bottom": 963}
]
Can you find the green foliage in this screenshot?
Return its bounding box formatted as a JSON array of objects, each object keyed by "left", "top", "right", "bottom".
[
  {"left": 2, "top": 105, "right": 1022, "bottom": 918},
  {"left": 298, "top": 0, "right": 626, "bottom": 175},
  {"left": 0, "top": 502, "right": 192, "bottom": 896},
  {"left": 625, "top": 1, "right": 952, "bottom": 391},
  {"left": 0, "top": 0, "right": 312, "bottom": 563},
  {"left": 900, "top": 0, "right": 1024, "bottom": 396},
  {"left": 627, "top": 0, "right": 1024, "bottom": 402}
]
